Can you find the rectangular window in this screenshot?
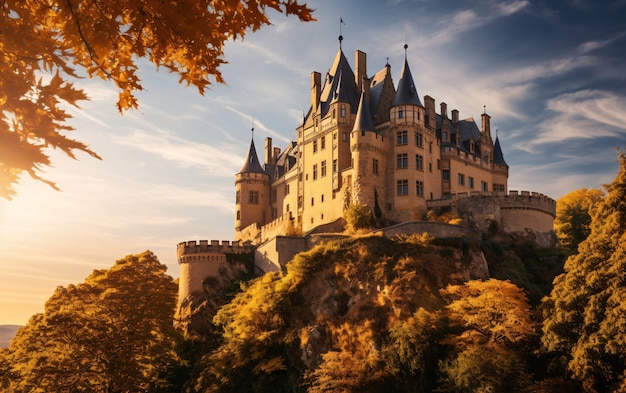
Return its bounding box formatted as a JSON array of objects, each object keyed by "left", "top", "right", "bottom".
[
  {"left": 286, "top": 184, "right": 290, "bottom": 195},
  {"left": 249, "top": 191, "right": 259, "bottom": 204},
  {"left": 437, "top": 159, "right": 440, "bottom": 170},
  {"left": 398, "top": 109, "right": 404, "bottom": 119},
  {"left": 373, "top": 158, "right": 379, "bottom": 175},
  {"left": 321, "top": 160, "right": 327, "bottom": 177},
  {"left": 236, "top": 190, "right": 240, "bottom": 203},
  {"left": 332, "top": 159, "right": 338, "bottom": 173},
  {"left": 313, "top": 140, "right": 318, "bottom": 153},
  {"left": 443, "top": 131, "right": 448, "bottom": 141},
  {"left": 311, "top": 197, "right": 314, "bottom": 206},
  {"left": 416, "top": 180, "right": 424, "bottom": 197},
  {"left": 458, "top": 173, "right": 465, "bottom": 186},
  {"left": 429, "top": 163, "right": 432, "bottom": 172},
  {"left": 415, "top": 132, "right": 423, "bottom": 147},
  {"left": 396, "top": 153, "right": 408, "bottom": 168},
  {"left": 415, "top": 154, "right": 423, "bottom": 171},
  {"left": 396, "top": 179, "right": 409, "bottom": 196},
  {"left": 442, "top": 170, "right": 450, "bottom": 181},
  {"left": 340, "top": 105, "right": 346, "bottom": 118},
  {"left": 429, "top": 142, "right": 433, "bottom": 153},
  {"left": 468, "top": 176, "right": 474, "bottom": 189},
  {"left": 321, "top": 136, "right": 326, "bottom": 150},
  {"left": 396, "top": 130, "right": 408, "bottom": 145},
  {"left": 342, "top": 132, "right": 348, "bottom": 141},
  {"left": 481, "top": 181, "right": 489, "bottom": 192},
  {"left": 313, "top": 164, "right": 318, "bottom": 180},
  {"left": 494, "top": 183, "right": 505, "bottom": 192}
]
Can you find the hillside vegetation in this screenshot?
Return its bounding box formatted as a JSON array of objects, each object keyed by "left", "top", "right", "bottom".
[{"left": 2, "top": 153, "right": 624, "bottom": 392}]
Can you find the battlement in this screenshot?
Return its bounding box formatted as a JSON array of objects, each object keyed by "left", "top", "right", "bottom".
[
  {"left": 429, "top": 190, "right": 556, "bottom": 216},
  {"left": 177, "top": 240, "right": 254, "bottom": 261}
]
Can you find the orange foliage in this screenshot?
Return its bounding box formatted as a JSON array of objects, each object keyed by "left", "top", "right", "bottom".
[{"left": 0, "top": 0, "right": 314, "bottom": 199}]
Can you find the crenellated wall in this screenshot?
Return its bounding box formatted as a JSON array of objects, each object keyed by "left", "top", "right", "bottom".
[
  {"left": 427, "top": 190, "right": 556, "bottom": 234},
  {"left": 177, "top": 240, "right": 254, "bottom": 305}
]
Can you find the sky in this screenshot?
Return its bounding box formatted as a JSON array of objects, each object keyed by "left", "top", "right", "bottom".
[{"left": 1, "top": 0, "right": 625, "bottom": 325}]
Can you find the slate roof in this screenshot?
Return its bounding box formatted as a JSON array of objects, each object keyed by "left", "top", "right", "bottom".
[
  {"left": 392, "top": 58, "right": 422, "bottom": 107},
  {"left": 493, "top": 136, "right": 508, "bottom": 166},
  {"left": 352, "top": 91, "right": 377, "bottom": 133},
  {"left": 437, "top": 115, "right": 482, "bottom": 156},
  {"left": 317, "top": 49, "right": 360, "bottom": 117},
  {"left": 239, "top": 138, "right": 265, "bottom": 174}
]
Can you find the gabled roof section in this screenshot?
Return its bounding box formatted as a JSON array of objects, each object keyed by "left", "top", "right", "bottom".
[
  {"left": 317, "top": 49, "right": 360, "bottom": 117},
  {"left": 493, "top": 136, "right": 508, "bottom": 167},
  {"left": 239, "top": 138, "right": 265, "bottom": 174},
  {"left": 392, "top": 58, "right": 422, "bottom": 107},
  {"left": 352, "top": 91, "right": 377, "bottom": 133}
]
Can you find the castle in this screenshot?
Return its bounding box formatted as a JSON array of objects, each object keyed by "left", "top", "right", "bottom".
[{"left": 176, "top": 41, "right": 556, "bottom": 306}]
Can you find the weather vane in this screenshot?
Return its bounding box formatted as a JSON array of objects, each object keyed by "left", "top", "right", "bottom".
[{"left": 339, "top": 17, "right": 345, "bottom": 48}]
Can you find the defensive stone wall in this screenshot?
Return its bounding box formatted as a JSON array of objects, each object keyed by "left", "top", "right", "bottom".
[
  {"left": 428, "top": 190, "right": 556, "bottom": 234},
  {"left": 380, "top": 221, "right": 482, "bottom": 243},
  {"left": 255, "top": 236, "right": 309, "bottom": 273},
  {"left": 177, "top": 240, "right": 254, "bottom": 304}
]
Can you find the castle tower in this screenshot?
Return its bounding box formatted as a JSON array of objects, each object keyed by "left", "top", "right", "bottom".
[
  {"left": 388, "top": 44, "right": 439, "bottom": 220},
  {"left": 351, "top": 90, "right": 388, "bottom": 218},
  {"left": 235, "top": 136, "right": 270, "bottom": 241}
]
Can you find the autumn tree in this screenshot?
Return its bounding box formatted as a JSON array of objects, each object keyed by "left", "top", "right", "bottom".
[
  {"left": 542, "top": 153, "right": 626, "bottom": 393},
  {"left": 0, "top": 0, "right": 314, "bottom": 199},
  {"left": 554, "top": 188, "right": 605, "bottom": 250},
  {"left": 439, "top": 279, "right": 535, "bottom": 392},
  {"left": 3, "top": 251, "right": 183, "bottom": 393}
]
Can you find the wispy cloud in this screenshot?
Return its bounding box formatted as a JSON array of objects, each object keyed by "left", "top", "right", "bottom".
[
  {"left": 112, "top": 129, "right": 242, "bottom": 174},
  {"left": 222, "top": 105, "right": 292, "bottom": 143},
  {"left": 528, "top": 90, "right": 626, "bottom": 145},
  {"left": 430, "top": 1, "right": 529, "bottom": 45}
]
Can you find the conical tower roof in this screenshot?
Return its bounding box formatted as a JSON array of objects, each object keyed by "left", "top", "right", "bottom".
[
  {"left": 352, "top": 91, "right": 376, "bottom": 133},
  {"left": 392, "top": 56, "right": 422, "bottom": 107},
  {"left": 493, "top": 136, "right": 508, "bottom": 167},
  {"left": 239, "top": 137, "right": 265, "bottom": 174}
]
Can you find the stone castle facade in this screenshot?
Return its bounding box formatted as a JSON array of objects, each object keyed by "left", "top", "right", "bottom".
[
  {"left": 176, "top": 42, "right": 556, "bottom": 305},
  {"left": 234, "top": 45, "right": 510, "bottom": 243}
]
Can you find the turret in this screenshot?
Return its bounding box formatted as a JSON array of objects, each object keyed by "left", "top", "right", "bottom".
[
  {"left": 351, "top": 91, "right": 387, "bottom": 214},
  {"left": 235, "top": 136, "right": 270, "bottom": 241}
]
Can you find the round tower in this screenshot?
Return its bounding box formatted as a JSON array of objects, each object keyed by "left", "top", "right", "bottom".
[
  {"left": 351, "top": 90, "right": 388, "bottom": 218},
  {"left": 235, "top": 136, "right": 270, "bottom": 242}
]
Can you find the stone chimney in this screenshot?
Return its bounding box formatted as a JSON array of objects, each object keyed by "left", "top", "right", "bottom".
[
  {"left": 452, "top": 109, "right": 459, "bottom": 124},
  {"left": 311, "top": 71, "right": 321, "bottom": 110},
  {"left": 440, "top": 102, "right": 448, "bottom": 119},
  {"left": 355, "top": 50, "right": 367, "bottom": 93},
  {"left": 481, "top": 112, "right": 491, "bottom": 136},
  {"left": 264, "top": 137, "right": 273, "bottom": 165}
]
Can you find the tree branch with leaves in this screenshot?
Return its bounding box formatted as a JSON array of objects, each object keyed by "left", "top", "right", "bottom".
[{"left": 0, "top": 0, "right": 314, "bottom": 199}]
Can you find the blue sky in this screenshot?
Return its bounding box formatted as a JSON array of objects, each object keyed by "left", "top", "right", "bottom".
[{"left": 1, "top": 0, "right": 625, "bottom": 325}]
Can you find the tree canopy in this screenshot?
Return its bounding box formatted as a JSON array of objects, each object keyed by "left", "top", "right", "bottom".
[
  {"left": 554, "top": 188, "right": 605, "bottom": 250},
  {"left": 0, "top": 0, "right": 314, "bottom": 199},
  {"left": 2, "top": 251, "right": 183, "bottom": 393},
  {"left": 542, "top": 153, "right": 626, "bottom": 392}
]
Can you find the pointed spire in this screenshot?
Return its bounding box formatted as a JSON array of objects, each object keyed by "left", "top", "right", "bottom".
[
  {"left": 239, "top": 135, "right": 265, "bottom": 174},
  {"left": 493, "top": 135, "right": 508, "bottom": 167},
  {"left": 392, "top": 43, "right": 423, "bottom": 107},
  {"left": 352, "top": 91, "right": 376, "bottom": 133}
]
